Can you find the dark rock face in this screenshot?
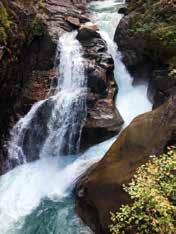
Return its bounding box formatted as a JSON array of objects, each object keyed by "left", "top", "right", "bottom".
[
  {"left": 148, "top": 69, "right": 176, "bottom": 108},
  {"left": 75, "top": 95, "right": 176, "bottom": 234},
  {"left": 114, "top": 15, "right": 146, "bottom": 73},
  {"left": 77, "top": 23, "right": 124, "bottom": 149},
  {"left": 114, "top": 0, "right": 176, "bottom": 108},
  {"left": 0, "top": 0, "right": 57, "bottom": 173},
  {"left": 118, "top": 7, "right": 128, "bottom": 15}
]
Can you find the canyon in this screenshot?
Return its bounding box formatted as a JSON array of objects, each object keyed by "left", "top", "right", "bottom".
[{"left": 0, "top": 0, "right": 175, "bottom": 234}]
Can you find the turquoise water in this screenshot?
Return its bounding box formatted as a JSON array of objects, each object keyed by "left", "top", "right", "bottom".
[{"left": 18, "top": 198, "right": 90, "bottom": 234}]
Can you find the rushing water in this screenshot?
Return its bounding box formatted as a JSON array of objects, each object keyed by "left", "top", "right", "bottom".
[
  {"left": 0, "top": 1, "right": 152, "bottom": 234},
  {"left": 89, "top": 0, "right": 152, "bottom": 126},
  {"left": 40, "top": 32, "right": 87, "bottom": 157},
  {"left": 8, "top": 32, "right": 87, "bottom": 167}
]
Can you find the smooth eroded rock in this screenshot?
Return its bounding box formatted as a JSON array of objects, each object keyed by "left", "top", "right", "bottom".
[{"left": 75, "top": 95, "right": 176, "bottom": 234}]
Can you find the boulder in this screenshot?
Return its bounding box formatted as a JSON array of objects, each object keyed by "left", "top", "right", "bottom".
[
  {"left": 65, "top": 16, "right": 80, "bottom": 28},
  {"left": 77, "top": 23, "right": 100, "bottom": 41},
  {"left": 75, "top": 95, "right": 176, "bottom": 234},
  {"left": 80, "top": 22, "right": 99, "bottom": 31}
]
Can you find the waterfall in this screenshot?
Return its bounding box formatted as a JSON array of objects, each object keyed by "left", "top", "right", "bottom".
[
  {"left": 8, "top": 101, "right": 45, "bottom": 165},
  {"left": 39, "top": 32, "right": 87, "bottom": 157},
  {"left": 0, "top": 1, "right": 152, "bottom": 234},
  {"left": 8, "top": 31, "right": 87, "bottom": 167}
]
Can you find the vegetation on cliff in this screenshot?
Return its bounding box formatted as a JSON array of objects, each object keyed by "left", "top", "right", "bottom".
[
  {"left": 115, "top": 0, "right": 176, "bottom": 107},
  {"left": 0, "top": 0, "right": 46, "bottom": 173},
  {"left": 0, "top": 0, "right": 44, "bottom": 58},
  {"left": 128, "top": 0, "right": 176, "bottom": 78},
  {"left": 110, "top": 147, "right": 176, "bottom": 234}
]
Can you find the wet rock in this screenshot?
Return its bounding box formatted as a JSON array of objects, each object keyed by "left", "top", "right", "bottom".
[
  {"left": 75, "top": 95, "right": 176, "bottom": 234},
  {"left": 65, "top": 16, "right": 80, "bottom": 28},
  {"left": 77, "top": 23, "right": 100, "bottom": 41},
  {"left": 77, "top": 22, "right": 124, "bottom": 149},
  {"left": 118, "top": 7, "right": 128, "bottom": 15},
  {"left": 148, "top": 69, "right": 176, "bottom": 108},
  {"left": 114, "top": 15, "right": 146, "bottom": 72},
  {"left": 22, "top": 98, "right": 54, "bottom": 162}
]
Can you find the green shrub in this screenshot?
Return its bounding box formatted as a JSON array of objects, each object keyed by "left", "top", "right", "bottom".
[
  {"left": 109, "top": 147, "right": 176, "bottom": 234},
  {"left": 128, "top": 0, "right": 176, "bottom": 64}
]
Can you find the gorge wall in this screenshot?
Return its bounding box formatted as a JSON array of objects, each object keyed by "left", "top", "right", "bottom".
[{"left": 114, "top": 0, "right": 176, "bottom": 108}]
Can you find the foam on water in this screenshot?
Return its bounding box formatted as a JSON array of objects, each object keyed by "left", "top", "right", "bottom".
[
  {"left": 40, "top": 31, "right": 87, "bottom": 157},
  {"left": 0, "top": 138, "right": 114, "bottom": 234},
  {"left": 8, "top": 101, "right": 45, "bottom": 165}
]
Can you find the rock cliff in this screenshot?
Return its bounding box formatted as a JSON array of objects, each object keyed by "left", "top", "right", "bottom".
[{"left": 114, "top": 0, "right": 176, "bottom": 108}]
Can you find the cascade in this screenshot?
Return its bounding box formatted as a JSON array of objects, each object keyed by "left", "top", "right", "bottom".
[
  {"left": 0, "top": 1, "right": 152, "bottom": 234},
  {"left": 39, "top": 32, "right": 87, "bottom": 157},
  {"left": 8, "top": 31, "right": 87, "bottom": 168}
]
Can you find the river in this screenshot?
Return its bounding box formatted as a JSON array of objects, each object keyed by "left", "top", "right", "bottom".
[{"left": 0, "top": 1, "right": 152, "bottom": 233}]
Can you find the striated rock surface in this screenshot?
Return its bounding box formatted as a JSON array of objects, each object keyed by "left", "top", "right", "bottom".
[
  {"left": 114, "top": 0, "right": 176, "bottom": 108},
  {"left": 75, "top": 95, "right": 176, "bottom": 234},
  {"left": 0, "top": 0, "right": 122, "bottom": 173}
]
